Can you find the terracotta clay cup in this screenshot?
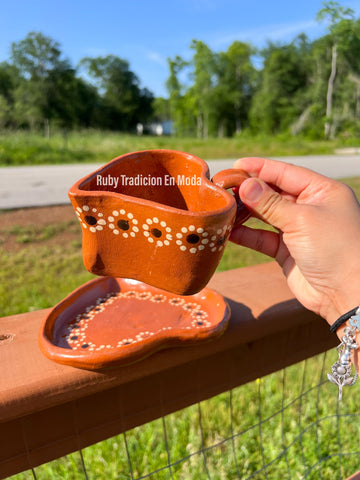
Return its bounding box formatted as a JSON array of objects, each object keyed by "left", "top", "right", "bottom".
[{"left": 68, "top": 149, "right": 250, "bottom": 295}]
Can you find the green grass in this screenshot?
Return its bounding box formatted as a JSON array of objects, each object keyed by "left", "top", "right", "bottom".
[
  {"left": 3, "top": 177, "right": 360, "bottom": 479},
  {"left": 5, "top": 220, "right": 78, "bottom": 244},
  {"left": 0, "top": 244, "right": 94, "bottom": 316},
  {"left": 0, "top": 129, "right": 359, "bottom": 166}
]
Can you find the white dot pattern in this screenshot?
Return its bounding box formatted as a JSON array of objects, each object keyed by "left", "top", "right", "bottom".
[
  {"left": 65, "top": 290, "right": 212, "bottom": 352},
  {"left": 74, "top": 204, "right": 233, "bottom": 253}
]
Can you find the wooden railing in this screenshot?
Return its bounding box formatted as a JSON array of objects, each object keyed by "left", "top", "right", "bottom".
[{"left": 0, "top": 262, "right": 359, "bottom": 479}]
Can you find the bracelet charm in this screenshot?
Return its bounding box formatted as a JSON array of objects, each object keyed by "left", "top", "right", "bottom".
[
  {"left": 349, "top": 310, "right": 360, "bottom": 330},
  {"left": 328, "top": 326, "right": 358, "bottom": 401}
]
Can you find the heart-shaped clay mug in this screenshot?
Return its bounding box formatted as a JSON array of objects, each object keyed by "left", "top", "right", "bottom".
[{"left": 68, "top": 149, "right": 250, "bottom": 295}]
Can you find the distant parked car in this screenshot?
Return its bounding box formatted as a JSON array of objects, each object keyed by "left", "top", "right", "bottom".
[{"left": 137, "top": 121, "right": 173, "bottom": 136}]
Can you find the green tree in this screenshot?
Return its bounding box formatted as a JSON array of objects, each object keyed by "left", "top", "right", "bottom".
[
  {"left": 10, "top": 31, "right": 72, "bottom": 134},
  {"left": 166, "top": 55, "right": 195, "bottom": 135},
  {"left": 79, "top": 55, "right": 153, "bottom": 131},
  {"left": 214, "top": 41, "right": 257, "bottom": 136},
  {"left": 0, "top": 62, "right": 16, "bottom": 101},
  {"left": 316, "top": 1, "right": 355, "bottom": 138},
  {"left": 166, "top": 41, "right": 256, "bottom": 137},
  {"left": 250, "top": 38, "right": 310, "bottom": 134},
  {"left": 190, "top": 40, "right": 216, "bottom": 138},
  {"left": 152, "top": 97, "right": 171, "bottom": 123},
  {"left": 0, "top": 62, "right": 18, "bottom": 127},
  {"left": 11, "top": 31, "right": 67, "bottom": 79},
  {"left": 46, "top": 68, "right": 100, "bottom": 129},
  {"left": 0, "top": 95, "right": 10, "bottom": 128}
]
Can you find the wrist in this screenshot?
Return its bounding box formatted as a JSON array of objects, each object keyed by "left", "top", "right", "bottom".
[
  {"left": 322, "top": 290, "right": 360, "bottom": 328},
  {"left": 329, "top": 306, "right": 360, "bottom": 334}
]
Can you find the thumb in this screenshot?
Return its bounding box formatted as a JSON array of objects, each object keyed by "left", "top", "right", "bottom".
[{"left": 239, "top": 178, "right": 294, "bottom": 230}]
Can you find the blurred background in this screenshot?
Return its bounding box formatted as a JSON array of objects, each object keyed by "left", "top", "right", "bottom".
[{"left": 0, "top": 0, "right": 359, "bottom": 166}]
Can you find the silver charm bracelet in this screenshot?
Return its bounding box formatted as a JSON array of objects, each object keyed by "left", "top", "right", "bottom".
[{"left": 328, "top": 306, "right": 360, "bottom": 401}]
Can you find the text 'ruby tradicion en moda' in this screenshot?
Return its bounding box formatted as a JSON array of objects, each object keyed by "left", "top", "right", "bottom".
[{"left": 96, "top": 174, "right": 202, "bottom": 189}]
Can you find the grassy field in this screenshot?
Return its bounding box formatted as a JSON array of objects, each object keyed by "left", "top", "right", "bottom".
[
  {"left": 2, "top": 177, "right": 360, "bottom": 479},
  {"left": 0, "top": 129, "right": 359, "bottom": 166}
]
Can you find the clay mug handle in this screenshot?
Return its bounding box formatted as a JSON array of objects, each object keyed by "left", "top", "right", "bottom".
[{"left": 212, "top": 168, "right": 251, "bottom": 226}]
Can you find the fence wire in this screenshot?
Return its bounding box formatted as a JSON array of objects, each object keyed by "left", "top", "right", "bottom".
[{"left": 12, "top": 350, "right": 360, "bottom": 480}]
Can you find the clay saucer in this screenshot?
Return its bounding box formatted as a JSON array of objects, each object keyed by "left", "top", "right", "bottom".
[{"left": 38, "top": 277, "right": 230, "bottom": 370}]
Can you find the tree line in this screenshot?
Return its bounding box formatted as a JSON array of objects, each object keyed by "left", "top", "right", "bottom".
[
  {"left": 0, "top": 1, "right": 359, "bottom": 139},
  {"left": 166, "top": 1, "right": 360, "bottom": 139},
  {"left": 0, "top": 32, "right": 154, "bottom": 135}
]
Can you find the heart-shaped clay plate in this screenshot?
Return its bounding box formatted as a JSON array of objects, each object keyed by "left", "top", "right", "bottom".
[{"left": 38, "top": 277, "right": 230, "bottom": 370}]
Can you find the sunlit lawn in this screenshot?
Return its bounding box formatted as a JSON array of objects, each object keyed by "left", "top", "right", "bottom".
[{"left": 1, "top": 129, "right": 359, "bottom": 166}]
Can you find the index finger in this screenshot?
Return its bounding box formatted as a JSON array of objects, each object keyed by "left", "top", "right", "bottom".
[{"left": 233, "top": 157, "right": 330, "bottom": 197}]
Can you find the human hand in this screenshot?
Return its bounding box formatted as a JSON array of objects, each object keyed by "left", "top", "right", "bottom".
[{"left": 230, "top": 157, "right": 360, "bottom": 327}]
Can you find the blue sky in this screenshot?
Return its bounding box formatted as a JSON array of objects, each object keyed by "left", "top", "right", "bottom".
[{"left": 0, "top": 0, "right": 359, "bottom": 98}]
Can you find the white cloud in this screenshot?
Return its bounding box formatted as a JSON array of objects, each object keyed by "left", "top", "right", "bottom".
[
  {"left": 211, "top": 18, "right": 322, "bottom": 49},
  {"left": 146, "top": 50, "right": 167, "bottom": 67}
]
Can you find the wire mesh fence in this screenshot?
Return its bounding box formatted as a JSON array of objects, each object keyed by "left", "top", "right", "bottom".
[{"left": 9, "top": 349, "right": 360, "bottom": 480}]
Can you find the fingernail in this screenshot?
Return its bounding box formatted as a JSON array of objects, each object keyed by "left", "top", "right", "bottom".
[{"left": 243, "top": 179, "right": 263, "bottom": 202}]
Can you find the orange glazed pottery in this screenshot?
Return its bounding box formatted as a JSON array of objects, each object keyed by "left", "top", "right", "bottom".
[
  {"left": 38, "top": 277, "right": 230, "bottom": 370},
  {"left": 68, "top": 150, "right": 250, "bottom": 295}
]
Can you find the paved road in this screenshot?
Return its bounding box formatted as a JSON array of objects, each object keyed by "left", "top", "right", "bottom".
[{"left": 0, "top": 155, "right": 359, "bottom": 209}]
